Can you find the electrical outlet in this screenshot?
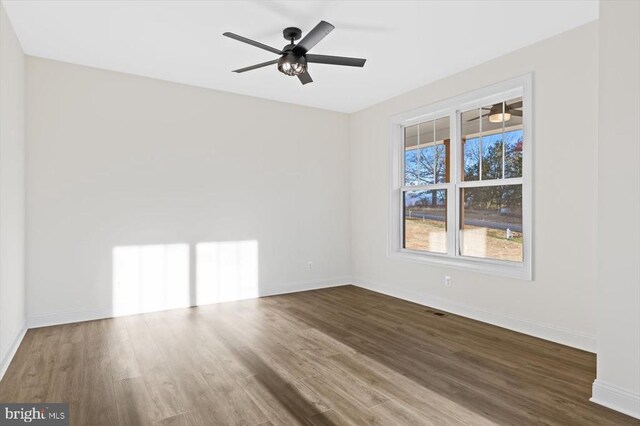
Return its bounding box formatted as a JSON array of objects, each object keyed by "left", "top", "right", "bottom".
[
  {"left": 444, "top": 276, "right": 452, "bottom": 287},
  {"left": 307, "top": 261, "right": 313, "bottom": 271}
]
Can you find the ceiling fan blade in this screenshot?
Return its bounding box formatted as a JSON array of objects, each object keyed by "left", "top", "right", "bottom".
[
  {"left": 293, "top": 21, "right": 335, "bottom": 54},
  {"left": 298, "top": 71, "right": 313, "bottom": 85},
  {"left": 223, "top": 32, "right": 282, "bottom": 55},
  {"left": 467, "top": 113, "right": 490, "bottom": 122},
  {"left": 306, "top": 54, "right": 366, "bottom": 67},
  {"left": 508, "top": 101, "right": 523, "bottom": 109},
  {"left": 232, "top": 59, "right": 278, "bottom": 73},
  {"left": 510, "top": 110, "right": 523, "bottom": 117}
]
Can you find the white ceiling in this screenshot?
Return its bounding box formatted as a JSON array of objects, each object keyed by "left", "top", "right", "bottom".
[{"left": 2, "top": 0, "right": 598, "bottom": 113}]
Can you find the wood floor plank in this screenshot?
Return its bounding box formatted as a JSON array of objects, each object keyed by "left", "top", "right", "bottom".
[
  {"left": 0, "top": 330, "right": 39, "bottom": 401},
  {"left": 303, "top": 357, "right": 389, "bottom": 409},
  {"left": 152, "top": 412, "right": 192, "bottom": 426},
  {"left": 300, "top": 373, "right": 395, "bottom": 425},
  {"left": 115, "top": 377, "right": 167, "bottom": 425},
  {"left": 325, "top": 353, "right": 487, "bottom": 425},
  {"left": 239, "top": 374, "right": 330, "bottom": 425},
  {"left": 146, "top": 311, "right": 269, "bottom": 425},
  {"left": 368, "top": 399, "right": 446, "bottom": 426},
  {"left": 107, "top": 318, "right": 143, "bottom": 382},
  {"left": 199, "top": 372, "right": 269, "bottom": 426},
  {"left": 306, "top": 409, "right": 349, "bottom": 426},
  {"left": 78, "top": 362, "right": 119, "bottom": 426},
  {"left": 13, "top": 326, "right": 63, "bottom": 402},
  {"left": 77, "top": 319, "right": 119, "bottom": 426},
  {"left": 44, "top": 342, "right": 84, "bottom": 424},
  {"left": 124, "top": 315, "right": 186, "bottom": 421},
  {"left": 1, "top": 285, "right": 638, "bottom": 426}
]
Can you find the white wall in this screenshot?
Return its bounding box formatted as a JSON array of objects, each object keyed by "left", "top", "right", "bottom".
[
  {"left": 591, "top": 1, "right": 640, "bottom": 419},
  {"left": 350, "top": 22, "right": 600, "bottom": 351},
  {"left": 0, "top": 3, "right": 26, "bottom": 375},
  {"left": 26, "top": 57, "right": 350, "bottom": 325}
]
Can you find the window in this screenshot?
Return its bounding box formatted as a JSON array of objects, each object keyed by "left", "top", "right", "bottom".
[{"left": 390, "top": 75, "right": 532, "bottom": 279}]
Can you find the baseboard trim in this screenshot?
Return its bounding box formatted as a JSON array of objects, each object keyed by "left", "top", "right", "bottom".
[
  {"left": 257, "top": 276, "right": 351, "bottom": 298},
  {"left": 591, "top": 380, "right": 640, "bottom": 419},
  {"left": 28, "top": 308, "right": 114, "bottom": 329},
  {"left": 353, "top": 277, "right": 597, "bottom": 352},
  {"left": 0, "top": 324, "right": 27, "bottom": 381},
  {"left": 27, "top": 277, "right": 352, "bottom": 329}
]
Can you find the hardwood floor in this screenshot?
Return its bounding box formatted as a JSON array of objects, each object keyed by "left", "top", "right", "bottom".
[{"left": 1, "top": 285, "right": 637, "bottom": 425}]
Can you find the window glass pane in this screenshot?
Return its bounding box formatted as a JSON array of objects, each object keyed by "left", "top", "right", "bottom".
[
  {"left": 404, "top": 118, "right": 449, "bottom": 185},
  {"left": 404, "top": 125, "right": 420, "bottom": 185},
  {"left": 403, "top": 189, "right": 447, "bottom": 253},
  {"left": 481, "top": 132, "right": 503, "bottom": 180},
  {"left": 504, "top": 129, "right": 523, "bottom": 178},
  {"left": 420, "top": 144, "right": 435, "bottom": 184},
  {"left": 404, "top": 124, "right": 418, "bottom": 148},
  {"left": 420, "top": 120, "right": 435, "bottom": 145},
  {"left": 435, "top": 117, "right": 450, "bottom": 183},
  {"left": 504, "top": 96, "right": 523, "bottom": 178},
  {"left": 480, "top": 102, "right": 504, "bottom": 181},
  {"left": 460, "top": 185, "right": 522, "bottom": 262},
  {"left": 419, "top": 121, "right": 435, "bottom": 185},
  {"left": 461, "top": 109, "right": 481, "bottom": 181}
]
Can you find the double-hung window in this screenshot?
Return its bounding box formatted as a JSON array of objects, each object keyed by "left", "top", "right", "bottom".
[{"left": 390, "top": 75, "right": 532, "bottom": 279}]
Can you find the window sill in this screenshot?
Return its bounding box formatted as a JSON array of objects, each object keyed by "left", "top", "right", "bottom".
[{"left": 388, "top": 249, "right": 532, "bottom": 281}]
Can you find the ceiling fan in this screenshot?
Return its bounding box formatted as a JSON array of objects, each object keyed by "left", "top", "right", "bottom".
[
  {"left": 223, "top": 21, "right": 366, "bottom": 85},
  {"left": 467, "top": 100, "right": 523, "bottom": 123}
]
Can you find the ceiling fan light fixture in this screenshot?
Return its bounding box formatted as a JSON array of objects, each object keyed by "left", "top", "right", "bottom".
[
  {"left": 489, "top": 112, "right": 511, "bottom": 123},
  {"left": 488, "top": 103, "right": 511, "bottom": 123},
  {"left": 277, "top": 54, "right": 307, "bottom": 76}
]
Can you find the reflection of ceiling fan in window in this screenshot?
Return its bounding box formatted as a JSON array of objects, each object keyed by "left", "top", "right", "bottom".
[{"left": 467, "top": 100, "right": 523, "bottom": 123}]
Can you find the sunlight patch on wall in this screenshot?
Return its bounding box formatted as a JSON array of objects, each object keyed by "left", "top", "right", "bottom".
[
  {"left": 196, "top": 240, "right": 259, "bottom": 305},
  {"left": 112, "top": 244, "right": 190, "bottom": 316}
]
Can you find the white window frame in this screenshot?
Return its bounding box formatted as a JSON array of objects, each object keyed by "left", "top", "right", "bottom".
[{"left": 388, "top": 74, "right": 533, "bottom": 280}]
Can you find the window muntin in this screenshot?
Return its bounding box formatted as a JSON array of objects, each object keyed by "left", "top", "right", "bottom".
[{"left": 394, "top": 84, "right": 529, "bottom": 276}]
